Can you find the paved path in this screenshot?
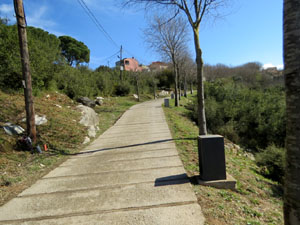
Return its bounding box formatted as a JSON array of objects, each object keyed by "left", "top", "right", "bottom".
[{"left": 0, "top": 99, "right": 205, "bottom": 225}]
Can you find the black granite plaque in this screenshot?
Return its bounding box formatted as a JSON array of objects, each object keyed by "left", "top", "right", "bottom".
[{"left": 198, "top": 135, "right": 226, "bottom": 181}]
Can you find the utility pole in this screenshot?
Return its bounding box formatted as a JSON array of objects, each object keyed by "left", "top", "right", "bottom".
[
  {"left": 14, "top": 0, "right": 37, "bottom": 143},
  {"left": 120, "top": 45, "right": 123, "bottom": 81}
]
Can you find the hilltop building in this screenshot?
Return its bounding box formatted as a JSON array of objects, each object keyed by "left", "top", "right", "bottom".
[
  {"left": 116, "top": 57, "right": 143, "bottom": 72},
  {"left": 148, "top": 61, "right": 169, "bottom": 71}
]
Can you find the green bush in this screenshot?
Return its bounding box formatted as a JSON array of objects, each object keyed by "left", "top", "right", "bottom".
[
  {"left": 114, "top": 83, "right": 131, "bottom": 96},
  {"left": 189, "top": 78, "right": 286, "bottom": 151},
  {"left": 256, "top": 145, "right": 285, "bottom": 183}
]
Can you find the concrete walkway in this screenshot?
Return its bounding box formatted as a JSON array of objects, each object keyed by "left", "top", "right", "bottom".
[{"left": 0, "top": 99, "right": 205, "bottom": 225}]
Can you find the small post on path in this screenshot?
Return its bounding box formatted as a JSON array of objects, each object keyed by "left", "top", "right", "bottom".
[{"left": 14, "top": 0, "right": 37, "bottom": 143}]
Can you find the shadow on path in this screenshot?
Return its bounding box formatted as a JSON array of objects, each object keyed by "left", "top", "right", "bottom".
[
  {"left": 50, "top": 137, "right": 197, "bottom": 156},
  {"left": 154, "top": 174, "right": 200, "bottom": 187}
]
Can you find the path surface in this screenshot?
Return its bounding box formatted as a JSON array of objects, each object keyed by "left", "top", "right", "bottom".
[{"left": 0, "top": 99, "right": 205, "bottom": 225}]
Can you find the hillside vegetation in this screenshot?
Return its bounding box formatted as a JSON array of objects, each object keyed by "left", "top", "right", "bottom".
[{"left": 164, "top": 96, "right": 283, "bottom": 225}]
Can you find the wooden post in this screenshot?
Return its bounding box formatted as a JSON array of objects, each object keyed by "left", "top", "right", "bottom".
[
  {"left": 14, "top": 0, "right": 36, "bottom": 143},
  {"left": 135, "top": 72, "right": 140, "bottom": 102}
]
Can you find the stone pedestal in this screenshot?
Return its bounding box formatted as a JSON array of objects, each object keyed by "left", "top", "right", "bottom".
[
  {"left": 164, "top": 99, "right": 170, "bottom": 107},
  {"left": 198, "top": 135, "right": 226, "bottom": 181}
]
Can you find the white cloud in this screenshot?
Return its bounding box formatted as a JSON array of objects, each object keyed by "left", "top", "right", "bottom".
[
  {"left": 263, "top": 63, "right": 284, "bottom": 70},
  {"left": 26, "top": 6, "right": 56, "bottom": 29},
  {"left": 0, "top": 3, "right": 15, "bottom": 22},
  {"left": 0, "top": 3, "right": 13, "bottom": 14},
  {"left": 276, "top": 64, "right": 284, "bottom": 70}
]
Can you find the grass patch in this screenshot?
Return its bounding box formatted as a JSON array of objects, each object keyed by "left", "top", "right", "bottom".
[
  {"left": 163, "top": 94, "right": 283, "bottom": 225},
  {"left": 0, "top": 90, "right": 146, "bottom": 206}
]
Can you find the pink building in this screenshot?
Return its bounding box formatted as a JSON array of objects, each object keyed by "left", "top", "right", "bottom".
[{"left": 116, "top": 57, "right": 143, "bottom": 72}]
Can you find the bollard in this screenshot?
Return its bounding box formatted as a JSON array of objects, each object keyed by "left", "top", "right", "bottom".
[
  {"left": 198, "top": 135, "right": 226, "bottom": 181},
  {"left": 164, "top": 98, "right": 170, "bottom": 107}
]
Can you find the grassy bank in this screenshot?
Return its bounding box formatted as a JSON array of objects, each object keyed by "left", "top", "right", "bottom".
[
  {"left": 163, "top": 95, "right": 283, "bottom": 225},
  {"left": 0, "top": 91, "right": 148, "bottom": 206}
]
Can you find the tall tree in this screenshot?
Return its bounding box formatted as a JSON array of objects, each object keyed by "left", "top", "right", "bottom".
[
  {"left": 123, "top": 0, "right": 229, "bottom": 134},
  {"left": 144, "top": 15, "right": 189, "bottom": 106},
  {"left": 59, "top": 35, "right": 90, "bottom": 66},
  {"left": 283, "top": 0, "right": 300, "bottom": 224}
]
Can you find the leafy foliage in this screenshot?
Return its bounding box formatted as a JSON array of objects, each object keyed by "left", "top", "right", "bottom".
[
  {"left": 59, "top": 35, "right": 90, "bottom": 66},
  {"left": 189, "top": 78, "right": 286, "bottom": 151},
  {"left": 256, "top": 144, "right": 285, "bottom": 182},
  {"left": 0, "top": 22, "right": 159, "bottom": 98},
  {"left": 0, "top": 24, "right": 61, "bottom": 90}
]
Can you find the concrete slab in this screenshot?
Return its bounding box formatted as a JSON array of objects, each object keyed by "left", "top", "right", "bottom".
[
  {"left": 80, "top": 142, "right": 176, "bottom": 155},
  {"left": 196, "top": 173, "right": 237, "bottom": 191},
  {"left": 0, "top": 183, "right": 196, "bottom": 221},
  {"left": 61, "top": 148, "right": 178, "bottom": 166},
  {"left": 3, "top": 204, "right": 204, "bottom": 225},
  {"left": 44, "top": 156, "right": 183, "bottom": 178},
  {"left": 20, "top": 167, "right": 187, "bottom": 196}
]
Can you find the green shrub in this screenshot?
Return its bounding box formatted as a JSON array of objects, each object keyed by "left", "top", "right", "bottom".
[
  {"left": 114, "top": 83, "right": 131, "bottom": 96},
  {"left": 189, "top": 78, "right": 286, "bottom": 151},
  {"left": 256, "top": 145, "right": 285, "bottom": 183}
]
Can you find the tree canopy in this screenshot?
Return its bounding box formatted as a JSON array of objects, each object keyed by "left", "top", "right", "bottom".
[
  {"left": 0, "top": 23, "right": 61, "bottom": 89},
  {"left": 59, "top": 35, "right": 90, "bottom": 66}
]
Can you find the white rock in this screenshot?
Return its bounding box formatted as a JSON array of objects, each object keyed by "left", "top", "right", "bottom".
[
  {"left": 22, "top": 115, "right": 47, "bottom": 125},
  {"left": 158, "top": 90, "right": 169, "bottom": 96},
  {"left": 83, "top": 136, "right": 90, "bottom": 144},
  {"left": 54, "top": 104, "right": 62, "bottom": 108},
  {"left": 76, "top": 105, "right": 99, "bottom": 127},
  {"left": 35, "top": 115, "right": 47, "bottom": 125},
  {"left": 46, "top": 94, "right": 50, "bottom": 98},
  {"left": 88, "top": 125, "right": 97, "bottom": 138},
  {"left": 133, "top": 94, "right": 139, "bottom": 99}
]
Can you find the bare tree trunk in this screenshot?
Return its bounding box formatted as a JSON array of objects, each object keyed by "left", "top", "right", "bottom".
[
  {"left": 14, "top": 0, "right": 36, "bottom": 143},
  {"left": 184, "top": 73, "right": 187, "bottom": 97},
  {"left": 193, "top": 27, "right": 207, "bottom": 135},
  {"left": 173, "top": 63, "right": 179, "bottom": 107},
  {"left": 283, "top": 0, "right": 300, "bottom": 224},
  {"left": 135, "top": 73, "right": 140, "bottom": 102},
  {"left": 177, "top": 66, "right": 181, "bottom": 101},
  {"left": 153, "top": 79, "right": 156, "bottom": 99},
  {"left": 190, "top": 82, "right": 193, "bottom": 94}
]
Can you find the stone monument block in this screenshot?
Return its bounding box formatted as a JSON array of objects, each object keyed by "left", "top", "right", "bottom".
[
  {"left": 164, "top": 98, "right": 169, "bottom": 107},
  {"left": 198, "top": 135, "right": 226, "bottom": 181}
]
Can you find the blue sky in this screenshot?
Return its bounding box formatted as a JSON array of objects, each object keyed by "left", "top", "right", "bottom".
[{"left": 0, "top": 0, "right": 283, "bottom": 70}]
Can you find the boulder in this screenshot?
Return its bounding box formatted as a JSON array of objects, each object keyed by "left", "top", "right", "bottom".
[
  {"left": 158, "top": 90, "right": 169, "bottom": 96},
  {"left": 95, "top": 97, "right": 104, "bottom": 106},
  {"left": 77, "top": 97, "right": 96, "bottom": 108},
  {"left": 76, "top": 105, "right": 99, "bottom": 138},
  {"left": 83, "top": 137, "right": 90, "bottom": 145}
]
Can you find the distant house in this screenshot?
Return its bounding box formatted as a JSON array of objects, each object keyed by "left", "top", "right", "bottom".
[
  {"left": 148, "top": 61, "right": 169, "bottom": 71},
  {"left": 262, "top": 67, "right": 283, "bottom": 78},
  {"left": 116, "top": 57, "right": 143, "bottom": 72}
]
